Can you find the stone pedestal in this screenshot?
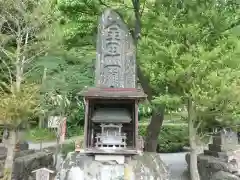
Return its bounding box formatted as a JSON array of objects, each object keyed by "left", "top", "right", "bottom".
[
  {"left": 56, "top": 152, "right": 170, "bottom": 180},
  {"left": 186, "top": 129, "right": 240, "bottom": 180},
  {"left": 204, "top": 130, "right": 239, "bottom": 159}
]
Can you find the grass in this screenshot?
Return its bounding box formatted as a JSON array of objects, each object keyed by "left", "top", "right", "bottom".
[
  {"left": 25, "top": 127, "right": 84, "bottom": 143},
  {"left": 24, "top": 128, "right": 56, "bottom": 142},
  {"left": 61, "top": 141, "right": 75, "bottom": 156}
]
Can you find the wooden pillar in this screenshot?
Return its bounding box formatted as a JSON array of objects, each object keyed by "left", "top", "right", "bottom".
[
  {"left": 83, "top": 98, "right": 89, "bottom": 149},
  {"left": 135, "top": 100, "right": 139, "bottom": 149}
]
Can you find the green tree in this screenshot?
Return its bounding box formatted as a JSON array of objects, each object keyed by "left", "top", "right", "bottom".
[
  {"left": 0, "top": 0, "right": 61, "bottom": 178},
  {"left": 139, "top": 0, "right": 240, "bottom": 179}
]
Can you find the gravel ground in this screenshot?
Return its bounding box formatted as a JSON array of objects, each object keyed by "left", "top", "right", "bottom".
[{"left": 160, "top": 152, "right": 189, "bottom": 180}]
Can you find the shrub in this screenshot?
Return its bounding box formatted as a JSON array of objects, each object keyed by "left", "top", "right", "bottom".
[
  {"left": 138, "top": 104, "right": 152, "bottom": 119},
  {"left": 61, "top": 141, "right": 75, "bottom": 157},
  {"left": 139, "top": 123, "right": 189, "bottom": 153},
  {"left": 25, "top": 128, "right": 56, "bottom": 142}
]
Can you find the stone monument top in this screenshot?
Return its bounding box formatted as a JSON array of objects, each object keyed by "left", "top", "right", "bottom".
[
  {"left": 215, "top": 129, "right": 239, "bottom": 151},
  {"left": 95, "top": 8, "right": 136, "bottom": 88}
]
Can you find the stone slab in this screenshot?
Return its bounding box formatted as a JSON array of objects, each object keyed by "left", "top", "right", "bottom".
[
  {"left": 204, "top": 150, "right": 219, "bottom": 157},
  {"left": 95, "top": 9, "right": 136, "bottom": 88},
  {"left": 95, "top": 155, "right": 125, "bottom": 164},
  {"left": 208, "top": 144, "right": 237, "bottom": 152},
  {"left": 210, "top": 171, "right": 240, "bottom": 180}
]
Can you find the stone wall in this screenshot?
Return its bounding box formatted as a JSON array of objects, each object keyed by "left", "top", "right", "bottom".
[{"left": 0, "top": 146, "right": 54, "bottom": 180}]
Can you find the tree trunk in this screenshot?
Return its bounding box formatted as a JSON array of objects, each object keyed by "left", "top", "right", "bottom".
[
  {"left": 54, "top": 116, "right": 64, "bottom": 167},
  {"left": 3, "top": 129, "right": 17, "bottom": 180},
  {"left": 131, "top": 0, "right": 165, "bottom": 152},
  {"left": 144, "top": 107, "right": 165, "bottom": 152},
  {"left": 131, "top": 5, "right": 165, "bottom": 152},
  {"left": 188, "top": 99, "right": 200, "bottom": 180}
]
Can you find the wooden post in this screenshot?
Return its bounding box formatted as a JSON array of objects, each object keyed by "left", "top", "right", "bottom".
[
  {"left": 59, "top": 117, "right": 67, "bottom": 144},
  {"left": 83, "top": 98, "right": 89, "bottom": 149},
  {"left": 135, "top": 100, "right": 138, "bottom": 149},
  {"left": 32, "top": 167, "right": 54, "bottom": 180}
]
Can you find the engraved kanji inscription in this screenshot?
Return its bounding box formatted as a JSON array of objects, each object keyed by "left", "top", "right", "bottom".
[{"left": 96, "top": 9, "right": 136, "bottom": 88}]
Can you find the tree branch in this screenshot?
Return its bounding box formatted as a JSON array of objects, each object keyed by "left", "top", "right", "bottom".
[
  {"left": 0, "top": 58, "right": 13, "bottom": 88},
  {"left": 98, "top": 0, "right": 110, "bottom": 7}
]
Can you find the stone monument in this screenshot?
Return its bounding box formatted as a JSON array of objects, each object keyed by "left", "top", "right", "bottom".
[
  {"left": 186, "top": 129, "right": 240, "bottom": 180},
  {"left": 55, "top": 9, "right": 169, "bottom": 180}
]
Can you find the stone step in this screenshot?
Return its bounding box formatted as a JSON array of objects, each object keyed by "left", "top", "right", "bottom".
[
  {"left": 212, "top": 136, "right": 223, "bottom": 145},
  {"left": 208, "top": 144, "right": 239, "bottom": 152},
  {"left": 208, "top": 144, "right": 223, "bottom": 152},
  {"left": 204, "top": 150, "right": 219, "bottom": 157}
]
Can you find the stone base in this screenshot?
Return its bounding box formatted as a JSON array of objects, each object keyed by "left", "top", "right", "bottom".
[
  {"left": 211, "top": 171, "right": 240, "bottom": 180},
  {"left": 19, "top": 141, "right": 29, "bottom": 151},
  {"left": 56, "top": 152, "right": 170, "bottom": 180},
  {"left": 0, "top": 149, "right": 53, "bottom": 180},
  {"left": 185, "top": 153, "right": 240, "bottom": 180}
]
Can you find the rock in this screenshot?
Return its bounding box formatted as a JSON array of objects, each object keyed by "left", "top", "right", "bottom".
[
  {"left": 19, "top": 141, "right": 29, "bottom": 151},
  {"left": 0, "top": 149, "right": 54, "bottom": 180},
  {"left": 54, "top": 153, "right": 64, "bottom": 171},
  {"left": 56, "top": 152, "right": 170, "bottom": 180},
  {"left": 186, "top": 152, "right": 240, "bottom": 180},
  {"left": 210, "top": 171, "right": 240, "bottom": 180},
  {"left": 15, "top": 149, "right": 35, "bottom": 158},
  {"left": 13, "top": 151, "right": 54, "bottom": 180}
]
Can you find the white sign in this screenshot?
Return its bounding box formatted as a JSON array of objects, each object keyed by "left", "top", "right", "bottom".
[
  {"left": 32, "top": 168, "right": 54, "bottom": 180},
  {"left": 48, "top": 116, "right": 61, "bottom": 128}
]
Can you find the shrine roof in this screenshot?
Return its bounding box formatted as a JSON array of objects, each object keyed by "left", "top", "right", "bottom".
[
  {"left": 79, "top": 87, "right": 147, "bottom": 100},
  {"left": 91, "top": 108, "right": 132, "bottom": 123}
]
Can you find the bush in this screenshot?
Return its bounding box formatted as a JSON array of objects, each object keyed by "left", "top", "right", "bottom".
[
  {"left": 138, "top": 104, "right": 152, "bottom": 119},
  {"left": 25, "top": 128, "right": 56, "bottom": 142},
  {"left": 139, "top": 123, "right": 189, "bottom": 153},
  {"left": 61, "top": 141, "right": 75, "bottom": 157}
]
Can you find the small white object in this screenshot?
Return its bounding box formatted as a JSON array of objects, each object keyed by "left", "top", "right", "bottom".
[
  {"left": 32, "top": 167, "right": 54, "bottom": 180},
  {"left": 101, "top": 165, "right": 124, "bottom": 180},
  {"left": 48, "top": 116, "right": 61, "bottom": 128},
  {"left": 68, "top": 167, "right": 84, "bottom": 180}
]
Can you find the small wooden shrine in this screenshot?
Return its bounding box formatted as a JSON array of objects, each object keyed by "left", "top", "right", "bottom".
[{"left": 81, "top": 87, "right": 146, "bottom": 154}]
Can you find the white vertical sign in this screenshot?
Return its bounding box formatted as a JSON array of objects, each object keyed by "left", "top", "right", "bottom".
[
  {"left": 36, "top": 169, "right": 49, "bottom": 180},
  {"left": 32, "top": 168, "right": 54, "bottom": 180}
]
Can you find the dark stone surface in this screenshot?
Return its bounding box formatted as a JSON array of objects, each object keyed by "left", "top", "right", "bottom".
[
  {"left": 210, "top": 171, "right": 240, "bottom": 180},
  {"left": 19, "top": 141, "right": 29, "bottom": 151},
  {"left": 13, "top": 151, "right": 54, "bottom": 180},
  {"left": 186, "top": 152, "right": 240, "bottom": 180},
  {"left": 0, "top": 148, "right": 53, "bottom": 180}
]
